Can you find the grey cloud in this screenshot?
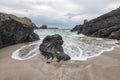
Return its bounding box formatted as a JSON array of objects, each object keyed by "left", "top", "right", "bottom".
[{"left": 0, "top": 0, "right": 120, "bottom": 29}]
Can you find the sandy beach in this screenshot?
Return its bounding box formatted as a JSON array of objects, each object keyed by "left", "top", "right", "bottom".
[{"left": 0, "top": 43, "right": 120, "bottom": 80}]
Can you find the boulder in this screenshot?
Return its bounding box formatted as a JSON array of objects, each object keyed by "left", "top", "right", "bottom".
[
  {"left": 74, "top": 7, "right": 120, "bottom": 39},
  {"left": 39, "top": 34, "right": 71, "bottom": 62},
  {"left": 0, "top": 12, "right": 39, "bottom": 48}
]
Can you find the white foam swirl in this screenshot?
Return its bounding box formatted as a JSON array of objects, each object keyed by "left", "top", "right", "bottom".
[{"left": 11, "top": 34, "right": 119, "bottom": 61}]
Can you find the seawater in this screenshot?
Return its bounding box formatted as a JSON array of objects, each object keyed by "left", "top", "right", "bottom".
[{"left": 12, "top": 29, "right": 119, "bottom": 61}]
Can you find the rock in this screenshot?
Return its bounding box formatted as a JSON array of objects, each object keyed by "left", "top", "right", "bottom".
[
  {"left": 0, "top": 12, "right": 39, "bottom": 48},
  {"left": 39, "top": 34, "right": 71, "bottom": 62},
  {"left": 3, "top": 13, "right": 37, "bottom": 29},
  {"left": 39, "top": 25, "right": 47, "bottom": 29},
  {"left": 75, "top": 7, "right": 120, "bottom": 39},
  {"left": 109, "top": 30, "right": 120, "bottom": 39},
  {"left": 0, "top": 36, "right": 2, "bottom": 48},
  {"left": 37, "top": 25, "right": 59, "bottom": 29},
  {"left": 71, "top": 25, "right": 82, "bottom": 32}
]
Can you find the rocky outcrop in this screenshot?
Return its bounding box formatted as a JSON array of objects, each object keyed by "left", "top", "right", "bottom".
[
  {"left": 38, "top": 25, "right": 59, "bottom": 29},
  {"left": 39, "top": 34, "right": 71, "bottom": 62},
  {"left": 39, "top": 25, "right": 47, "bottom": 29},
  {"left": 1, "top": 13, "right": 37, "bottom": 29},
  {"left": 0, "top": 12, "right": 39, "bottom": 48},
  {"left": 71, "top": 25, "right": 82, "bottom": 32},
  {"left": 76, "top": 7, "right": 120, "bottom": 39}
]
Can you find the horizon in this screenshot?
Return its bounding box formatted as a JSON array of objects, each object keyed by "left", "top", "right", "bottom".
[{"left": 0, "top": 0, "right": 120, "bottom": 29}]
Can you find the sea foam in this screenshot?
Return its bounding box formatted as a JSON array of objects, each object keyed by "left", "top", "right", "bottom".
[{"left": 11, "top": 29, "right": 119, "bottom": 61}]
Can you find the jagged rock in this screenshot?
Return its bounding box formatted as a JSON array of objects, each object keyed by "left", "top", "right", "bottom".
[
  {"left": 0, "top": 12, "right": 39, "bottom": 48},
  {"left": 75, "top": 7, "right": 120, "bottom": 39},
  {"left": 39, "top": 34, "right": 71, "bottom": 62}
]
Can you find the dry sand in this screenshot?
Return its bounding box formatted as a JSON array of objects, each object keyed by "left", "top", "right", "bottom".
[{"left": 0, "top": 43, "right": 120, "bottom": 80}]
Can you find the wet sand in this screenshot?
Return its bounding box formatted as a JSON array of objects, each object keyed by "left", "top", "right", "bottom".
[{"left": 0, "top": 43, "right": 120, "bottom": 80}]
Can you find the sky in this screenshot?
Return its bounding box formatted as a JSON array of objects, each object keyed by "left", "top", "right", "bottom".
[{"left": 0, "top": 0, "right": 120, "bottom": 29}]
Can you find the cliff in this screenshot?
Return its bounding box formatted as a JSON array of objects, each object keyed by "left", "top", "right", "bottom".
[
  {"left": 73, "top": 7, "right": 120, "bottom": 39},
  {"left": 0, "top": 12, "right": 39, "bottom": 48}
]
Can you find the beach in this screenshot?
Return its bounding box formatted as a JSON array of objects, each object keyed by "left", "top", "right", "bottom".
[
  {"left": 1, "top": 1, "right": 120, "bottom": 80},
  {"left": 0, "top": 42, "right": 120, "bottom": 80}
]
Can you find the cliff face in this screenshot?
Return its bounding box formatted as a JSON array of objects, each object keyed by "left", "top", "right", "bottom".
[
  {"left": 76, "top": 7, "right": 120, "bottom": 39},
  {"left": 0, "top": 12, "right": 39, "bottom": 48},
  {"left": 0, "top": 13, "right": 37, "bottom": 28}
]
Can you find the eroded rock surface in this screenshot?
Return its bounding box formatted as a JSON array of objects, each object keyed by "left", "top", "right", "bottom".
[
  {"left": 72, "top": 7, "right": 120, "bottom": 39},
  {"left": 39, "top": 34, "right": 71, "bottom": 62},
  {"left": 0, "top": 12, "right": 39, "bottom": 48}
]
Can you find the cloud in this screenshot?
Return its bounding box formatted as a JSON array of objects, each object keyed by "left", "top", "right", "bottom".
[{"left": 0, "top": 0, "right": 120, "bottom": 28}]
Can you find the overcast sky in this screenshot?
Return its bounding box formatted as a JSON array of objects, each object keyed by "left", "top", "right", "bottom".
[{"left": 0, "top": 0, "right": 120, "bottom": 28}]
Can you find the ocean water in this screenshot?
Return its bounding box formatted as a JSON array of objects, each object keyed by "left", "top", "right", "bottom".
[{"left": 12, "top": 29, "right": 119, "bottom": 61}]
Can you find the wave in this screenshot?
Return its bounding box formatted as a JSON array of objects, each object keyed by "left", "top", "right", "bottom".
[
  {"left": 12, "top": 29, "right": 118, "bottom": 60},
  {"left": 11, "top": 31, "right": 119, "bottom": 61},
  {"left": 63, "top": 35, "right": 118, "bottom": 60}
]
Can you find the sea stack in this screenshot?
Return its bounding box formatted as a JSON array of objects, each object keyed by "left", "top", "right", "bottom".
[
  {"left": 72, "top": 7, "right": 120, "bottom": 39},
  {"left": 39, "top": 25, "right": 47, "bottom": 29},
  {"left": 0, "top": 12, "right": 39, "bottom": 48},
  {"left": 39, "top": 34, "right": 71, "bottom": 62}
]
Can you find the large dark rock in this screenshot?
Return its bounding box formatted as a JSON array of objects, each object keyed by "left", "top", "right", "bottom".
[
  {"left": 39, "top": 34, "right": 71, "bottom": 62},
  {"left": 75, "top": 7, "right": 120, "bottom": 39},
  {"left": 0, "top": 12, "right": 39, "bottom": 48}
]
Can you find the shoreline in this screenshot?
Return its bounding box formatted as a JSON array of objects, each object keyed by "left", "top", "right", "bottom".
[
  {"left": 10, "top": 40, "right": 120, "bottom": 61},
  {"left": 0, "top": 43, "right": 120, "bottom": 80}
]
